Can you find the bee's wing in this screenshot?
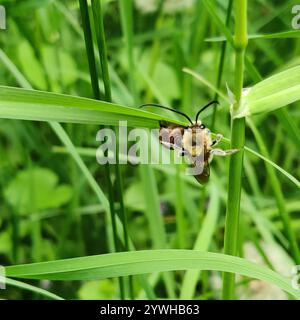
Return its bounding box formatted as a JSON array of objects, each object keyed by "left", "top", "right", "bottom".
[
  {"left": 194, "top": 160, "right": 210, "bottom": 184},
  {"left": 193, "top": 139, "right": 210, "bottom": 184},
  {"left": 159, "top": 123, "right": 185, "bottom": 150}
]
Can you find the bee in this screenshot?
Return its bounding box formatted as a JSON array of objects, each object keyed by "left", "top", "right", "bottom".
[{"left": 140, "top": 101, "right": 238, "bottom": 184}]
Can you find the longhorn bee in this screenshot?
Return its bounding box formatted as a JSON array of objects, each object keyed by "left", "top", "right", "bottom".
[{"left": 140, "top": 101, "right": 238, "bottom": 184}]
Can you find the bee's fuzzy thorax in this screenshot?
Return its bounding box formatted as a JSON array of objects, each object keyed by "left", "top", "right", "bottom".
[{"left": 182, "top": 126, "right": 209, "bottom": 157}]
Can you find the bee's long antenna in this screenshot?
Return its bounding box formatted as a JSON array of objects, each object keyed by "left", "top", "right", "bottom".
[
  {"left": 195, "top": 101, "right": 219, "bottom": 123},
  {"left": 140, "top": 103, "right": 193, "bottom": 125}
]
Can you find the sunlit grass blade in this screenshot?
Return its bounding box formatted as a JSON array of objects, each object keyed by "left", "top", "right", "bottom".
[
  {"left": 0, "top": 86, "right": 185, "bottom": 128},
  {"left": 5, "top": 250, "right": 300, "bottom": 299}
]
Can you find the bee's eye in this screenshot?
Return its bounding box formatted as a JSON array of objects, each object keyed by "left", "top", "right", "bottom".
[{"left": 200, "top": 124, "right": 206, "bottom": 129}]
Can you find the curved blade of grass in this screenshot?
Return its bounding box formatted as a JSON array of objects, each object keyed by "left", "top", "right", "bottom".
[
  {"left": 244, "top": 145, "right": 300, "bottom": 188},
  {"left": 183, "top": 68, "right": 229, "bottom": 102},
  {"left": 0, "top": 86, "right": 185, "bottom": 128},
  {"left": 219, "top": 136, "right": 300, "bottom": 188},
  {"left": 5, "top": 249, "right": 300, "bottom": 298},
  {"left": 4, "top": 277, "right": 63, "bottom": 300}
]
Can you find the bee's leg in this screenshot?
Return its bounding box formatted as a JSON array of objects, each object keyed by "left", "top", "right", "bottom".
[
  {"left": 210, "top": 148, "right": 239, "bottom": 156},
  {"left": 210, "top": 134, "right": 223, "bottom": 147},
  {"left": 179, "top": 149, "right": 187, "bottom": 157},
  {"left": 208, "top": 153, "right": 214, "bottom": 163},
  {"left": 161, "top": 141, "right": 186, "bottom": 156},
  {"left": 174, "top": 147, "right": 187, "bottom": 157},
  {"left": 160, "top": 141, "right": 176, "bottom": 150}
]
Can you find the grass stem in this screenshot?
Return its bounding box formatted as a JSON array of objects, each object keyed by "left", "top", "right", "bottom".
[{"left": 222, "top": 0, "right": 248, "bottom": 300}]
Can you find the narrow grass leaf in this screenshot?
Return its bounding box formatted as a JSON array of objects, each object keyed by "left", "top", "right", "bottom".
[
  {"left": 5, "top": 250, "right": 300, "bottom": 298},
  {"left": 0, "top": 86, "right": 185, "bottom": 128}
]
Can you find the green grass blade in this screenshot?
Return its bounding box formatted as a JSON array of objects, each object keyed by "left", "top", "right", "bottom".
[
  {"left": 78, "top": 0, "right": 101, "bottom": 99},
  {"left": 5, "top": 249, "right": 300, "bottom": 298},
  {"left": 91, "top": 0, "right": 112, "bottom": 102},
  {"left": 0, "top": 86, "right": 185, "bottom": 128},
  {"left": 244, "top": 145, "right": 300, "bottom": 188},
  {"left": 219, "top": 136, "right": 300, "bottom": 188}
]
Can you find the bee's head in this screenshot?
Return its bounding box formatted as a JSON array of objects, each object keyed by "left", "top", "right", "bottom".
[
  {"left": 186, "top": 122, "right": 206, "bottom": 130},
  {"left": 140, "top": 101, "right": 218, "bottom": 129}
]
